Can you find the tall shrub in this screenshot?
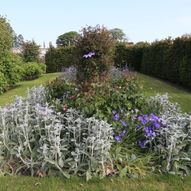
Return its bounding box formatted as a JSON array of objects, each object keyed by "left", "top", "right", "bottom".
[
  {"left": 0, "top": 16, "right": 13, "bottom": 56},
  {"left": 0, "top": 53, "right": 23, "bottom": 92},
  {"left": 76, "top": 25, "right": 115, "bottom": 86},
  {"left": 22, "top": 41, "right": 40, "bottom": 62}
]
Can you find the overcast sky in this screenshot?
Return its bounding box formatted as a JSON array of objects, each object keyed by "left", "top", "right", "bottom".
[{"left": 1, "top": 0, "right": 191, "bottom": 47}]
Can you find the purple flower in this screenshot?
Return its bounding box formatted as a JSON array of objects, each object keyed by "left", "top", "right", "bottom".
[
  {"left": 112, "top": 110, "right": 117, "bottom": 115},
  {"left": 150, "top": 113, "right": 160, "bottom": 121},
  {"left": 147, "top": 131, "right": 153, "bottom": 137},
  {"left": 138, "top": 140, "right": 147, "bottom": 148},
  {"left": 138, "top": 116, "right": 147, "bottom": 125},
  {"left": 119, "top": 129, "right": 127, "bottom": 137},
  {"left": 122, "top": 129, "right": 127, "bottom": 134},
  {"left": 154, "top": 123, "right": 160, "bottom": 128},
  {"left": 144, "top": 126, "right": 150, "bottom": 133},
  {"left": 121, "top": 121, "right": 127, "bottom": 127},
  {"left": 83, "top": 52, "right": 95, "bottom": 59},
  {"left": 114, "top": 113, "right": 119, "bottom": 121},
  {"left": 115, "top": 136, "right": 122, "bottom": 142}
]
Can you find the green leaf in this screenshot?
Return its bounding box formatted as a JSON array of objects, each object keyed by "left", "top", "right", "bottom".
[{"left": 119, "top": 166, "right": 128, "bottom": 177}]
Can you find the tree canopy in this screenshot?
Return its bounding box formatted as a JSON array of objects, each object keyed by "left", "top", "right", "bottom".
[
  {"left": 0, "top": 16, "right": 14, "bottom": 55},
  {"left": 109, "top": 28, "right": 126, "bottom": 42},
  {"left": 13, "top": 34, "right": 24, "bottom": 48},
  {"left": 22, "top": 41, "right": 40, "bottom": 62},
  {"left": 56, "top": 31, "right": 80, "bottom": 47}
]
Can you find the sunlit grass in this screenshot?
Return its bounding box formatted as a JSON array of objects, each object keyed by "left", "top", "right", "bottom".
[
  {"left": 0, "top": 175, "right": 191, "bottom": 191},
  {"left": 137, "top": 73, "right": 191, "bottom": 113},
  {"left": 0, "top": 73, "right": 60, "bottom": 107}
]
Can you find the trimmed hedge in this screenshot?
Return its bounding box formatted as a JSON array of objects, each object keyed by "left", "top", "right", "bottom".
[
  {"left": 45, "top": 46, "right": 77, "bottom": 73},
  {"left": 114, "top": 43, "right": 147, "bottom": 71},
  {"left": 114, "top": 36, "right": 191, "bottom": 90}
]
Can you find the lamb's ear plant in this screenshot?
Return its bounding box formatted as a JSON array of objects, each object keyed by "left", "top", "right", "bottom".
[
  {"left": 148, "top": 94, "right": 191, "bottom": 175},
  {"left": 0, "top": 86, "right": 113, "bottom": 179}
]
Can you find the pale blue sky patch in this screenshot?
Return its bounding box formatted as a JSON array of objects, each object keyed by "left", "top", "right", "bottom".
[{"left": 1, "top": 0, "right": 191, "bottom": 47}]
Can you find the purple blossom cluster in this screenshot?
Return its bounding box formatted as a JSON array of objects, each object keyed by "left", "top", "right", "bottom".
[
  {"left": 111, "top": 110, "right": 163, "bottom": 148},
  {"left": 83, "top": 51, "right": 96, "bottom": 59},
  {"left": 112, "top": 110, "right": 128, "bottom": 142},
  {"left": 137, "top": 114, "right": 163, "bottom": 148}
]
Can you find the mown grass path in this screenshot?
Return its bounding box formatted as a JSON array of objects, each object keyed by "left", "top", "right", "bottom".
[
  {"left": 0, "top": 73, "right": 60, "bottom": 106},
  {"left": 137, "top": 73, "right": 191, "bottom": 113},
  {"left": 0, "top": 175, "right": 191, "bottom": 191}
]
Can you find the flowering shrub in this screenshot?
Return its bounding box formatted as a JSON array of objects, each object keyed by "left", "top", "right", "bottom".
[
  {"left": 76, "top": 25, "right": 115, "bottom": 86},
  {"left": 0, "top": 86, "right": 113, "bottom": 179}
]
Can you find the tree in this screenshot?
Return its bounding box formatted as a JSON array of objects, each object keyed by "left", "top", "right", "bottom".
[
  {"left": 109, "top": 28, "right": 127, "bottom": 42},
  {"left": 56, "top": 31, "right": 80, "bottom": 47},
  {"left": 13, "top": 34, "right": 24, "bottom": 48},
  {"left": 22, "top": 41, "right": 40, "bottom": 62},
  {"left": 0, "top": 16, "right": 14, "bottom": 55}
]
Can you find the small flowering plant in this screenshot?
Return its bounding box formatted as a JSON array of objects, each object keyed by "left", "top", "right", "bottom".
[
  {"left": 111, "top": 109, "right": 165, "bottom": 150},
  {"left": 136, "top": 113, "right": 164, "bottom": 148},
  {"left": 111, "top": 109, "right": 138, "bottom": 144}
]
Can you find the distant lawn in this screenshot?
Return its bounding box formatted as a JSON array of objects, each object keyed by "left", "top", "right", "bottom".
[
  {"left": 0, "top": 73, "right": 60, "bottom": 107},
  {"left": 137, "top": 73, "right": 191, "bottom": 113},
  {"left": 0, "top": 175, "right": 191, "bottom": 191}
]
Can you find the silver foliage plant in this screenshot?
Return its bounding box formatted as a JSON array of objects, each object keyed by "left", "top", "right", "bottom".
[
  {"left": 148, "top": 94, "right": 191, "bottom": 175},
  {"left": 60, "top": 66, "right": 126, "bottom": 83},
  {"left": 60, "top": 66, "right": 77, "bottom": 83},
  {"left": 0, "top": 86, "right": 113, "bottom": 178}
]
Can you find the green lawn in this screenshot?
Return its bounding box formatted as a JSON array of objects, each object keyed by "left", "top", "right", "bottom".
[
  {"left": 0, "top": 175, "right": 191, "bottom": 191},
  {"left": 0, "top": 73, "right": 60, "bottom": 107},
  {"left": 137, "top": 73, "right": 191, "bottom": 113}
]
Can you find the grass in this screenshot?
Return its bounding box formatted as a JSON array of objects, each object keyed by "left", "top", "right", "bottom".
[
  {"left": 0, "top": 73, "right": 60, "bottom": 107},
  {"left": 137, "top": 73, "right": 191, "bottom": 113},
  {"left": 0, "top": 175, "right": 191, "bottom": 191}
]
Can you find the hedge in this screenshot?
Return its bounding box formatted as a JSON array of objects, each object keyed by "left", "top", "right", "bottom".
[
  {"left": 114, "top": 42, "right": 147, "bottom": 71},
  {"left": 45, "top": 46, "right": 77, "bottom": 73},
  {"left": 114, "top": 36, "right": 191, "bottom": 90}
]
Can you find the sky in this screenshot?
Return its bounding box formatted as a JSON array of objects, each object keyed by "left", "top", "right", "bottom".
[{"left": 1, "top": 0, "right": 191, "bottom": 47}]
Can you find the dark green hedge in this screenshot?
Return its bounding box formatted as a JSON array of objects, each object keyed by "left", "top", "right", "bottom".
[
  {"left": 114, "top": 43, "right": 147, "bottom": 71},
  {"left": 45, "top": 46, "right": 77, "bottom": 73},
  {"left": 114, "top": 37, "right": 191, "bottom": 90}
]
